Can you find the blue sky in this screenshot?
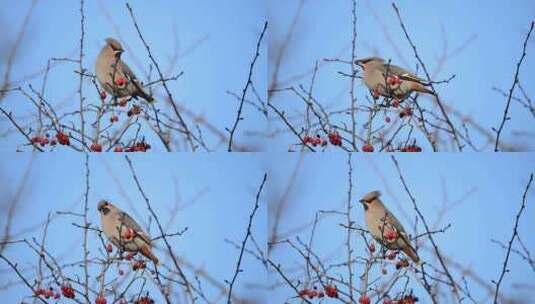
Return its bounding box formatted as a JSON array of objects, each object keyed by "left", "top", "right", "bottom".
[
  {"left": 0, "top": 153, "right": 267, "bottom": 302},
  {"left": 268, "top": 153, "right": 535, "bottom": 302},
  {"left": 1, "top": 0, "right": 267, "bottom": 151},
  {"left": 268, "top": 0, "right": 535, "bottom": 151}
]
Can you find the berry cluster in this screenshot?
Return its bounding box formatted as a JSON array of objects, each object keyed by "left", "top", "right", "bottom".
[
  {"left": 90, "top": 142, "right": 103, "bottom": 152},
  {"left": 399, "top": 144, "right": 422, "bottom": 152},
  {"left": 303, "top": 135, "right": 327, "bottom": 147},
  {"left": 362, "top": 144, "right": 374, "bottom": 152},
  {"left": 31, "top": 131, "right": 72, "bottom": 148},
  {"left": 61, "top": 283, "right": 75, "bottom": 299},
  {"left": 303, "top": 132, "right": 343, "bottom": 148},
  {"left": 328, "top": 132, "right": 342, "bottom": 146},
  {"left": 31, "top": 135, "right": 50, "bottom": 147},
  {"left": 34, "top": 287, "right": 60, "bottom": 299},
  {"left": 298, "top": 284, "right": 339, "bottom": 300}
]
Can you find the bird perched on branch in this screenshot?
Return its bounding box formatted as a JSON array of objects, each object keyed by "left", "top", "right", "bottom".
[
  {"left": 97, "top": 200, "right": 159, "bottom": 264},
  {"left": 359, "top": 190, "right": 420, "bottom": 264},
  {"left": 355, "top": 57, "right": 435, "bottom": 100},
  {"left": 95, "top": 38, "right": 154, "bottom": 103}
]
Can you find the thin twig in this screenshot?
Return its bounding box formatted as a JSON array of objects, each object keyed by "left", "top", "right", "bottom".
[
  {"left": 227, "top": 21, "right": 268, "bottom": 151},
  {"left": 226, "top": 173, "right": 267, "bottom": 303},
  {"left": 493, "top": 173, "right": 533, "bottom": 303},
  {"left": 493, "top": 21, "right": 534, "bottom": 151},
  {"left": 126, "top": 3, "right": 196, "bottom": 151}
]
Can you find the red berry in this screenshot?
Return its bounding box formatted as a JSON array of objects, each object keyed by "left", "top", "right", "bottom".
[
  {"left": 61, "top": 284, "right": 75, "bottom": 299},
  {"left": 54, "top": 293, "right": 61, "bottom": 299},
  {"left": 328, "top": 132, "right": 342, "bottom": 146},
  {"left": 324, "top": 285, "right": 338, "bottom": 298},
  {"left": 359, "top": 295, "right": 371, "bottom": 304},
  {"left": 110, "top": 115, "right": 119, "bottom": 123},
  {"left": 387, "top": 75, "right": 401, "bottom": 86},
  {"left": 56, "top": 132, "right": 70, "bottom": 145},
  {"left": 368, "top": 243, "right": 376, "bottom": 253},
  {"left": 113, "top": 146, "right": 124, "bottom": 152},
  {"left": 106, "top": 244, "right": 113, "bottom": 253},
  {"left": 122, "top": 228, "right": 135, "bottom": 240},
  {"left": 118, "top": 269, "right": 125, "bottom": 276},
  {"left": 384, "top": 230, "right": 398, "bottom": 241},
  {"left": 115, "top": 77, "right": 126, "bottom": 86},
  {"left": 391, "top": 99, "right": 400, "bottom": 108},
  {"left": 118, "top": 98, "right": 128, "bottom": 107},
  {"left": 90, "top": 142, "right": 102, "bottom": 152},
  {"left": 46, "top": 289, "right": 54, "bottom": 298},
  {"left": 362, "top": 144, "right": 374, "bottom": 152},
  {"left": 135, "top": 296, "right": 154, "bottom": 304},
  {"left": 385, "top": 116, "right": 391, "bottom": 123},
  {"left": 95, "top": 295, "right": 107, "bottom": 304},
  {"left": 100, "top": 91, "right": 107, "bottom": 100}
]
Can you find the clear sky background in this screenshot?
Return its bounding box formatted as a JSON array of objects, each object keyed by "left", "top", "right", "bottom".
[
  {"left": 0, "top": 153, "right": 267, "bottom": 302},
  {"left": 268, "top": 153, "right": 535, "bottom": 302},
  {"left": 0, "top": 0, "right": 267, "bottom": 151},
  {"left": 268, "top": 0, "right": 535, "bottom": 151}
]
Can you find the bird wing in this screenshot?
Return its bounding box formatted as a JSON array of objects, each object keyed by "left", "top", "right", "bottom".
[
  {"left": 118, "top": 211, "right": 152, "bottom": 246},
  {"left": 381, "top": 64, "right": 426, "bottom": 83},
  {"left": 117, "top": 60, "right": 138, "bottom": 81},
  {"left": 117, "top": 60, "right": 151, "bottom": 100},
  {"left": 384, "top": 211, "right": 415, "bottom": 249}
]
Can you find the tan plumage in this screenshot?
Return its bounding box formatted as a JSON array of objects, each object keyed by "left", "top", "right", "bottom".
[
  {"left": 359, "top": 190, "right": 420, "bottom": 264},
  {"left": 97, "top": 200, "right": 159, "bottom": 264},
  {"left": 355, "top": 57, "right": 435, "bottom": 100},
  {"left": 95, "top": 38, "right": 154, "bottom": 103}
]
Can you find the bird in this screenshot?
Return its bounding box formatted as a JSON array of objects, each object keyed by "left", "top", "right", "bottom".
[
  {"left": 359, "top": 190, "right": 420, "bottom": 264},
  {"left": 95, "top": 38, "right": 154, "bottom": 103},
  {"left": 97, "top": 200, "right": 159, "bottom": 264},
  {"left": 355, "top": 57, "right": 435, "bottom": 100}
]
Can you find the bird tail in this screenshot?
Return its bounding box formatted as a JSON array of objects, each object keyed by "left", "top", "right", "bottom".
[
  {"left": 411, "top": 83, "right": 436, "bottom": 96},
  {"left": 140, "top": 245, "right": 159, "bottom": 265},
  {"left": 131, "top": 80, "right": 155, "bottom": 103},
  {"left": 137, "top": 89, "right": 155, "bottom": 103},
  {"left": 403, "top": 244, "right": 421, "bottom": 265}
]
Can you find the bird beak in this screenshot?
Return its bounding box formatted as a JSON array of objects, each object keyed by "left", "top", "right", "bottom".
[
  {"left": 355, "top": 59, "right": 364, "bottom": 68},
  {"left": 359, "top": 199, "right": 366, "bottom": 204}
]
